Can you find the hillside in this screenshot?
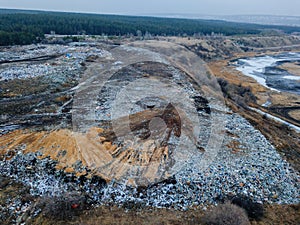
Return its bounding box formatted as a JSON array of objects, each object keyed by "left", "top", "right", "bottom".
[{"left": 0, "top": 9, "right": 299, "bottom": 223}]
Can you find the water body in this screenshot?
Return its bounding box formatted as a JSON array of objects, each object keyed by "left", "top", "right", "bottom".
[{"left": 235, "top": 52, "right": 300, "bottom": 95}]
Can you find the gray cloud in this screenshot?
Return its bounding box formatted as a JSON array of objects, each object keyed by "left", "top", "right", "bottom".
[{"left": 0, "top": 0, "right": 299, "bottom": 16}]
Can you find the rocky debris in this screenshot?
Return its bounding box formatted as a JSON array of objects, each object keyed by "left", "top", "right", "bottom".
[
  {"left": 0, "top": 113, "right": 299, "bottom": 214},
  {"left": 66, "top": 59, "right": 214, "bottom": 185},
  {"left": 0, "top": 58, "right": 213, "bottom": 192},
  {"left": 0, "top": 44, "right": 106, "bottom": 81},
  {"left": 0, "top": 44, "right": 111, "bottom": 135},
  {"left": 0, "top": 176, "right": 34, "bottom": 225},
  {"left": 0, "top": 157, "right": 103, "bottom": 224},
  {"left": 0, "top": 44, "right": 105, "bottom": 63},
  {"left": 0, "top": 40, "right": 300, "bottom": 221},
  {"left": 96, "top": 113, "right": 299, "bottom": 210},
  {"left": 0, "top": 62, "right": 78, "bottom": 81}
]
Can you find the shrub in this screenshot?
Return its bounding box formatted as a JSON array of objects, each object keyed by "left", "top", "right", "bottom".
[
  {"left": 202, "top": 202, "right": 250, "bottom": 225},
  {"left": 217, "top": 78, "right": 257, "bottom": 108},
  {"left": 231, "top": 195, "right": 264, "bottom": 220},
  {"left": 37, "top": 193, "right": 87, "bottom": 221}
]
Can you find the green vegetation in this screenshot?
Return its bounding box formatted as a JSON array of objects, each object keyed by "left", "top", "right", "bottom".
[
  {"left": 0, "top": 31, "right": 42, "bottom": 46},
  {"left": 1, "top": 9, "right": 300, "bottom": 46}
]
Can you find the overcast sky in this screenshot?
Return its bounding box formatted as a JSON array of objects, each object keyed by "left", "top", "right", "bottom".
[{"left": 0, "top": 0, "right": 299, "bottom": 16}]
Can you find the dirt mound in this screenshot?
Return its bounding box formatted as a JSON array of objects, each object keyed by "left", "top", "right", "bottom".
[{"left": 0, "top": 106, "right": 181, "bottom": 186}]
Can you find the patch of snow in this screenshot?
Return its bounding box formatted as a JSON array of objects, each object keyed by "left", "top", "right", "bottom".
[
  {"left": 236, "top": 53, "right": 300, "bottom": 92},
  {"left": 283, "top": 75, "right": 300, "bottom": 80},
  {"left": 250, "top": 107, "right": 300, "bottom": 133},
  {"left": 262, "top": 100, "right": 272, "bottom": 107},
  {"left": 236, "top": 56, "right": 279, "bottom": 92}
]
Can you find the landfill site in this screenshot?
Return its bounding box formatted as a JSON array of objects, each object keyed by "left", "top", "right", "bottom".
[{"left": 0, "top": 36, "right": 300, "bottom": 224}]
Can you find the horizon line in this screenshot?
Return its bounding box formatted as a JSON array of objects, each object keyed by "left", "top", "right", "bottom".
[{"left": 0, "top": 7, "right": 299, "bottom": 18}]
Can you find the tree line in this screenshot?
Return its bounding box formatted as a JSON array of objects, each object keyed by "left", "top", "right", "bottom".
[{"left": 1, "top": 9, "right": 300, "bottom": 46}]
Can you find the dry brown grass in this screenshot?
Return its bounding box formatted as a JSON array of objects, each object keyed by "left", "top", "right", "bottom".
[
  {"left": 278, "top": 62, "right": 300, "bottom": 76},
  {"left": 209, "top": 53, "right": 300, "bottom": 172},
  {"left": 208, "top": 58, "right": 300, "bottom": 107},
  {"left": 202, "top": 202, "right": 250, "bottom": 225},
  {"left": 32, "top": 203, "right": 299, "bottom": 225},
  {"left": 1, "top": 177, "right": 299, "bottom": 225},
  {"left": 289, "top": 110, "right": 300, "bottom": 121},
  {"left": 226, "top": 140, "right": 242, "bottom": 153}
]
